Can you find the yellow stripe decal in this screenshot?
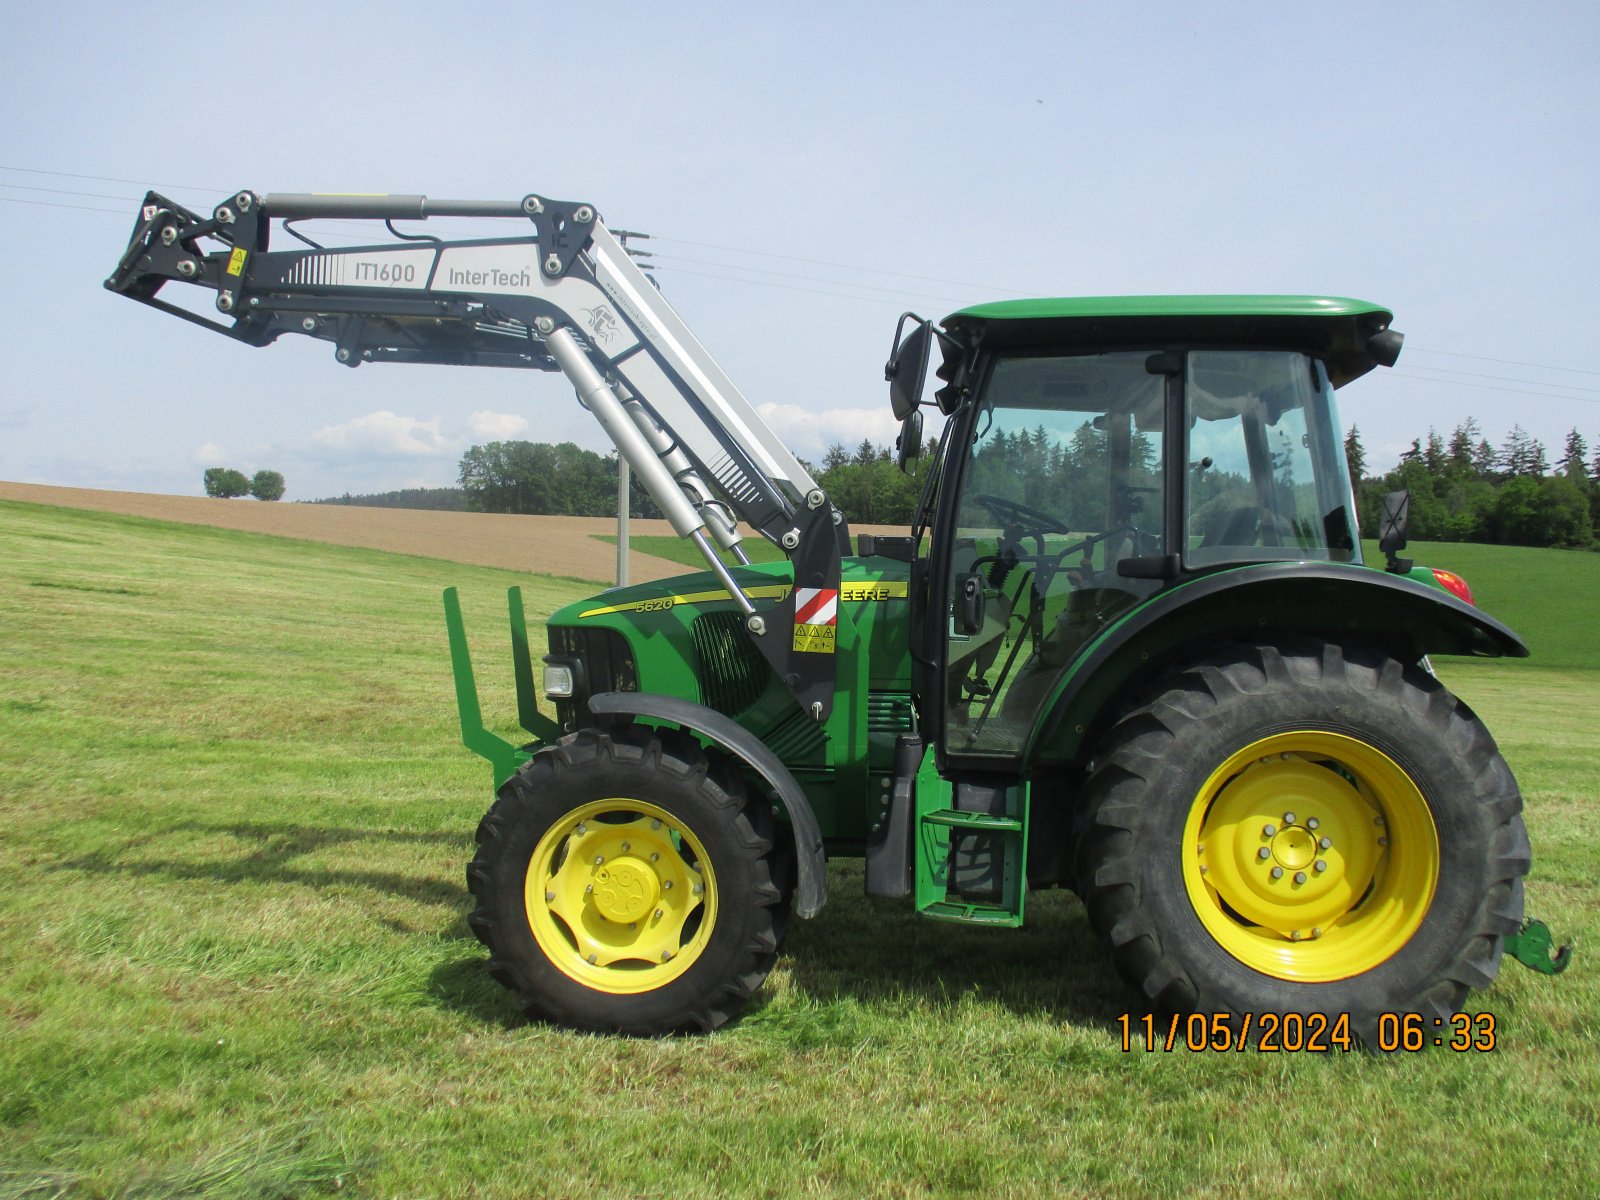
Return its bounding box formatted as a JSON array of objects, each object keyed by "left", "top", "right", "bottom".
[
  {"left": 579, "top": 584, "right": 791, "bottom": 620},
  {"left": 576, "top": 579, "right": 907, "bottom": 620}
]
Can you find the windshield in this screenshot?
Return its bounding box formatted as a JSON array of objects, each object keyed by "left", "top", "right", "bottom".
[
  {"left": 943, "top": 352, "right": 1166, "bottom": 754},
  {"left": 1185, "top": 351, "right": 1358, "bottom": 566}
]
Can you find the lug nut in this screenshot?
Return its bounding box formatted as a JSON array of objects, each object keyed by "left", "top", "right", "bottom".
[
  {"left": 1258, "top": 848, "right": 1272, "bottom": 861},
  {"left": 1306, "top": 817, "right": 1320, "bottom": 830},
  {"left": 1263, "top": 824, "right": 1277, "bottom": 837},
  {"left": 621, "top": 842, "right": 631, "bottom": 852},
  {"left": 585, "top": 884, "right": 593, "bottom": 894},
  {"left": 576, "top": 822, "right": 587, "bottom": 834},
  {"left": 1314, "top": 860, "right": 1327, "bottom": 873},
  {"left": 1290, "top": 930, "right": 1302, "bottom": 941},
  {"left": 651, "top": 820, "right": 661, "bottom": 830},
  {"left": 1312, "top": 927, "right": 1323, "bottom": 938},
  {"left": 692, "top": 883, "right": 703, "bottom": 895},
  {"left": 1377, "top": 837, "right": 1389, "bottom": 846},
  {"left": 1271, "top": 867, "right": 1284, "bottom": 880},
  {"left": 660, "top": 950, "right": 673, "bottom": 961},
  {"left": 1319, "top": 837, "right": 1332, "bottom": 850},
  {"left": 594, "top": 855, "right": 605, "bottom": 865},
  {"left": 650, "top": 852, "right": 659, "bottom": 862},
  {"left": 587, "top": 953, "right": 597, "bottom": 964},
  {"left": 662, "top": 881, "right": 673, "bottom": 890},
  {"left": 654, "top": 908, "right": 663, "bottom": 919},
  {"left": 545, "top": 890, "right": 555, "bottom": 902},
  {"left": 1283, "top": 812, "right": 1297, "bottom": 825},
  {"left": 1294, "top": 871, "right": 1307, "bottom": 884}
]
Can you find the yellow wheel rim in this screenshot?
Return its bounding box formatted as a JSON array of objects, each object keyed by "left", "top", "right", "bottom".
[
  {"left": 526, "top": 799, "right": 717, "bottom": 995},
  {"left": 1182, "top": 731, "right": 1438, "bottom": 982}
]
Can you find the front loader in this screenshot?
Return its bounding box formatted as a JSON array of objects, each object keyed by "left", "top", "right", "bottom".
[{"left": 108, "top": 187, "right": 1569, "bottom": 1042}]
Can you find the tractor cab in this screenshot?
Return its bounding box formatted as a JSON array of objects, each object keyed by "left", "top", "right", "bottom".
[{"left": 887, "top": 297, "right": 1404, "bottom": 764}]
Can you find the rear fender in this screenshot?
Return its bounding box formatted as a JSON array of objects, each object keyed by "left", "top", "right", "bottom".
[{"left": 1026, "top": 563, "right": 1527, "bottom": 766}]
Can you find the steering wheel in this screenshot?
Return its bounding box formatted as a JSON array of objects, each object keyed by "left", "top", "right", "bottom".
[{"left": 972, "top": 494, "right": 1070, "bottom": 550}]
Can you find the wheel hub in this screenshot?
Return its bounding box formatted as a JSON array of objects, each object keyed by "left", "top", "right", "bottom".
[
  {"left": 525, "top": 798, "right": 716, "bottom": 994},
  {"left": 592, "top": 857, "right": 659, "bottom": 924},
  {"left": 1183, "top": 732, "right": 1439, "bottom": 982}
]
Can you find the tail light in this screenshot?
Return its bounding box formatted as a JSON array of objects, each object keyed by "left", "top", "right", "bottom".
[{"left": 1432, "top": 569, "right": 1474, "bottom": 606}]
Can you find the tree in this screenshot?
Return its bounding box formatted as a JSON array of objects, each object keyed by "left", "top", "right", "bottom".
[
  {"left": 1446, "top": 418, "right": 1481, "bottom": 477},
  {"left": 203, "top": 467, "right": 250, "bottom": 498},
  {"left": 1343, "top": 425, "right": 1366, "bottom": 486},
  {"left": 1556, "top": 428, "right": 1590, "bottom": 482},
  {"left": 458, "top": 440, "right": 626, "bottom": 515},
  {"left": 1499, "top": 425, "right": 1547, "bottom": 477},
  {"left": 249, "top": 469, "right": 286, "bottom": 501}
]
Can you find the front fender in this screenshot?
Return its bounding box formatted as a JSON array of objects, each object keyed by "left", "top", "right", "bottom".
[
  {"left": 1027, "top": 563, "right": 1527, "bottom": 765},
  {"left": 588, "top": 691, "right": 828, "bottom": 919}
]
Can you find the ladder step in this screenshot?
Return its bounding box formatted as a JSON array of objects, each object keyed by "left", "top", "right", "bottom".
[
  {"left": 922, "top": 809, "right": 1023, "bottom": 833},
  {"left": 921, "top": 900, "right": 1022, "bottom": 927}
]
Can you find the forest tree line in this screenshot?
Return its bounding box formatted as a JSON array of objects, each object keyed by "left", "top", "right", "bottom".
[
  {"left": 315, "top": 422, "right": 1600, "bottom": 552},
  {"left": 1347, "top": 421, "right": 1598, "bottom": 549}
]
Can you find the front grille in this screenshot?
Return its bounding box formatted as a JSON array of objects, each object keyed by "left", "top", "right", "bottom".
[
  {"left": 548, "top": 624, "right": 637, "bottom": 729},
  {"left": 689, "top": 611, "right": 771, "bottom": 716}
]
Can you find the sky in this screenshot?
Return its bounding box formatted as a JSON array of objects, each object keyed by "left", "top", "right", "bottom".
[{"left": 2, "top": 2, "right": 1597, "bottom": 501}]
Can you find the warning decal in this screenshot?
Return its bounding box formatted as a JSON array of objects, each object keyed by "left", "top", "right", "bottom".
[
  {"left": 792, "top": 587, "right": 838, "bottom": 654},
  {"left": 226, "top": 248, "right": 249, "bottom": 277}
]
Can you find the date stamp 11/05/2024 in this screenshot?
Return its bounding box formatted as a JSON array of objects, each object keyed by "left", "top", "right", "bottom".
[{"left": 1117, "top": 1011, "right": 1499, "bottom": 1053}]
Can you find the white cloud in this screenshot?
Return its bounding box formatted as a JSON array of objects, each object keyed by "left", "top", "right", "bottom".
[
  {"left": 467, "top": 410, "right": 531, "bottom": 440},
  {"left": 311, "top": 410, "right": 451, "bottom": 457},
  {"left": 192, "top": 441, "right": 228, "bottom": 465},
  {"left": 756, "top": 403, "right": 902, "bottom": 462}
]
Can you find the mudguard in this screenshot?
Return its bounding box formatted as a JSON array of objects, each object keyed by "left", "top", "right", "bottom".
[
  {"left": 1027, "top": 563, "right": 1528, "bottom": 765},
  {"left": 588, "top": 691, "right": 828, "bottom": 919}
]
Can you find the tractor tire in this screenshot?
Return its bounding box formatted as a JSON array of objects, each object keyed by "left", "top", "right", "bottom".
[
  {"left": 1075, "top": 641, "right": 1528, "bottom": 1045},
  {"left": 467, "top": 725, "right": 787, "bottom": 1034}
]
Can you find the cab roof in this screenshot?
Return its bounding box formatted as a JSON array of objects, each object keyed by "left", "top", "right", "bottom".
[{"left": 942, "top": 295, "right": 1397, "bottom": 387}]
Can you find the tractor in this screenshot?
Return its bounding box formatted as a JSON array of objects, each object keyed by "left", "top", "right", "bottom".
[{"left": 107, "top": 187, "right": 1567, "bottom": 1041}]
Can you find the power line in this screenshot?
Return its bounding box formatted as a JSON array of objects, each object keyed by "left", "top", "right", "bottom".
[
  {"left": 1408, "top": 347, "right": 1600, "bottom": 378},
  {"left": 651, "top": 233, "right": 1031, "bottom": 298},
  {"left": 1391, "top": 370, "right": 1600, "bottom": 407},
  {"left": 1398, "top": 363, "right": 1600, "bottom": 397},
  {"left": 0, "top": 196, "right": 128, "bottom": 215},
  {"left": 10, "top": 162, "right": 1600, "bottom": 390},
  {"left": 0, "top": 164, "right": 226, "bottom": 193}
]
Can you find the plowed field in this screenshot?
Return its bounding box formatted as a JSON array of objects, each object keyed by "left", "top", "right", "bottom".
[{"left": 0, "top": 481, "right": 687, "bottom": 583}]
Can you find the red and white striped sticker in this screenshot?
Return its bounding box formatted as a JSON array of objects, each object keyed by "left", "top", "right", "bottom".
[
  {"left": 792, "top": 587, "right": 839, "bottom": 654},
  {"left": 794, "top": 587, "right": 838, "bottom": 626}
]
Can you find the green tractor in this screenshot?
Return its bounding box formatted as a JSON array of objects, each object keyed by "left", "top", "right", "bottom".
[{"left": 107, "top": 188, "right": 1562, "bottom": 1042}]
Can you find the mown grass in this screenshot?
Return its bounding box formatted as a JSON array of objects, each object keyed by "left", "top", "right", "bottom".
[
  {"left": 596, "top": 531, "right": 787, "bottom": 570},
  {"left": 1, "top": 498, "right": 1596, "bottom": 1199}
]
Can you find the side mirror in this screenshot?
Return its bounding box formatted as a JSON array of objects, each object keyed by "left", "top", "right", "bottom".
[
  {"left": 895, "top": 409, "right": 924, "bottom": 472},
  {"left": 1378, "top": 489, "right": 1412, "bottom": 573},
  {"left": 886, "top": 313, "right": 932, "bottom": 421}
]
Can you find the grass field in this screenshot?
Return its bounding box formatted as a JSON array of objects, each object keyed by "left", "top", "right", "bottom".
[{"left": 1, "top": 497, "right": 1597, "bottom": 1199}]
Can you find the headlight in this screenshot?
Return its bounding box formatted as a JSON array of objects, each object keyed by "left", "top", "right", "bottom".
[{"left": 542, "top": 663, "right": 576, "bottom": 698}]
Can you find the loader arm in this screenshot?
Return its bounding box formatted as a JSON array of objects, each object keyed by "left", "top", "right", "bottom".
[{"left": 106, "top": 188, "right": 846, "bottom": 718}]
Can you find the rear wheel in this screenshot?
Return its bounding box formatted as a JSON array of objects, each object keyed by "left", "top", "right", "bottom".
[
  {"left": 1076, "top": 642, "right": 1528, "bottom": 1043},
  {"left": 468, "top": 726, "right": 786, "bottom": 1034}
]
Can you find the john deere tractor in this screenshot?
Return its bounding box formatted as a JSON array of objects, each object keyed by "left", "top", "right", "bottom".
[{"left": 108, "top": 187, "right": 1565, "bottom": 1041}]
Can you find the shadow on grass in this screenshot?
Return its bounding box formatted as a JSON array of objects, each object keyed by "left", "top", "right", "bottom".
[
  {"left": 51, "top": 821, "right": 1132, "bottom": 1034},
  {"left": 770, "top": 864, "right": 1132, "bottom": 1032},
  {"left": 49, "top": 819, "right": 471, "bottom": 912}
]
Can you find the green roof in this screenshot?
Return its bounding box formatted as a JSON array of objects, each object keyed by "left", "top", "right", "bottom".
[
  {"left": 947, "top": 295, "right": 1388, "bottom": 322},
  {"left": 939, "top": 295, "right": 1398, "bottom": 387}
]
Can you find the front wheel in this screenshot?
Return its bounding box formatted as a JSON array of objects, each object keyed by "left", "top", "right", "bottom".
[
  {"left": 1076, "top": 642, "right": 1529, "bottom": 1043},
  {"left": 467, "top": 726, "right": 787, "bottom": 1034}
]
